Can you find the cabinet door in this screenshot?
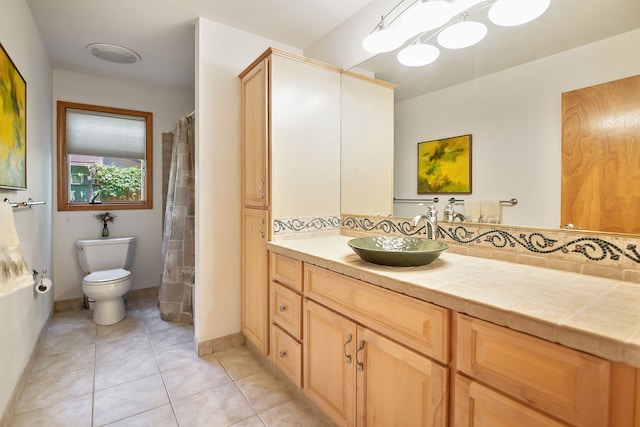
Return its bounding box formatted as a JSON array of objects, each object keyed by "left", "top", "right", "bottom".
[
  {"left": 241, "top": 208, "right": 269, "bottom": 353},
  {"left": 356, "top": 326, "right": 448, "bottom": 427},
  {"left": 241, "top": 58, "right": 269, "bottom": 207},
  {"left": 304, "top": 300, "right": 357, "bottom": 427},
  {"left": 457, "top": 314, "right": 610, "bottom": 427},
  {"left": 455, "top": 376, "right": 568, "bottom": 427}
]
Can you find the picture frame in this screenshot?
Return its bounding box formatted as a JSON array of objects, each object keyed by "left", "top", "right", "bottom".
[
  {"left": 417, "top": 134, "right": 472, "bottom": 194},
  {"left": 0, "top": 43, "right": 27, "bottom": 190}
]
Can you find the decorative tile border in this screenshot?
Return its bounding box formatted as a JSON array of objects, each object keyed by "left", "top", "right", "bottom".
[
  {"left": 274, "top": 216, "right": 341, "bottom": 235},
  {"left": 342, "top": 214, "right": 640, "bottom": 283}
]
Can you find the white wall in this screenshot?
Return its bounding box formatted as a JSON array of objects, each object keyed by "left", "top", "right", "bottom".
[
  {"left": 394, "top": 29, "right": 640, "bottom": 228},
  {"left": 52, "top": 70, "right": 193, "bottom": 301},
  {"left": 0, "top": 0, "right": 53, "bottom": 418},
  {"left": 194, "top": 18, "right": 299, "bottom": 343}
]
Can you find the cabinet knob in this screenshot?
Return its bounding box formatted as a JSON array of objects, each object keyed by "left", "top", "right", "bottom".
[
  {"left": 279, "top": 350, "right": 287, "bottom": 358},
  {"left": 278, "top": 305, "right": 287, "bottom": 313},
  {"left": 356, "top": 340, "right": 365, "bottom": 372}
]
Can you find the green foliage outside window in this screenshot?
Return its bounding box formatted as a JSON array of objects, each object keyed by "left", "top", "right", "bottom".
[{"left": 90, "top": 163, "right": 142, "bottom": 201}]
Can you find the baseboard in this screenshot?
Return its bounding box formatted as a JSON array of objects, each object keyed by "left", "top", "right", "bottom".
[{"left": 194, "top": 332, "right": 246, "bottom": 356}]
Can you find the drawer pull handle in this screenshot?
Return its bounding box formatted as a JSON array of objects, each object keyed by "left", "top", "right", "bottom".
[
  {"left": 279, "top": 350, "right": 287, "bottom": 358},
  {"left": 356, "top": 340, "right": 365, "bottom": 372},
  {"left": 278, "top": 305, "right": 286, "bottom": 313},
  {"left": 343, "top": 333, "right": 353, "bottom": 364}
]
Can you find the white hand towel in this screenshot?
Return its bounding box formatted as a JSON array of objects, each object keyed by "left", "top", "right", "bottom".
[
  {"left": 0, "top": 202, "right": 33, "bottom": 296},
  {"left": 464, "top": 200, "right": 482, "bottom": 223},
  {"left": 480, "top": 200, "right": 502, "bottom": 224}
]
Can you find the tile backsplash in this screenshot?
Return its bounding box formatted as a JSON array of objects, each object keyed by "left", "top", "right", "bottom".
[{"left": 341, "top": 214, "right": 640, "bottom": 285}]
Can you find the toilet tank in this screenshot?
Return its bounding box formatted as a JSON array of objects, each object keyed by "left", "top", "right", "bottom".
[{"left": 75, "top": 237, "right": 136, "bottom": 273}]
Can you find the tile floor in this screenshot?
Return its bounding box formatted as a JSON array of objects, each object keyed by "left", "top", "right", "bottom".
[{"left": 11, "top": 298, "right": 331, "bottom": 427}]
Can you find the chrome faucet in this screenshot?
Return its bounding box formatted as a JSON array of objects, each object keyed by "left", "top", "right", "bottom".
[
  {"left": 412, "top": 205, "right": 439, "bottom": 240},
  {"left": 443, "top": 203, "right": 465, "bottom": 222}
]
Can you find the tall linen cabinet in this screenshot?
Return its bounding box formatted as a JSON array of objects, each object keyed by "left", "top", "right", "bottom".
[{"left": 240, "top": 49, "right": 342, "bottom": 354}]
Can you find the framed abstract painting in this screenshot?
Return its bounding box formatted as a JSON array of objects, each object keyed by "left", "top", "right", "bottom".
[
  {"left": 417, "top": 134, "right": 471, "bottom": 194},
  {"left": 0, "top": 43, "right": 27, "bottom": 190}
]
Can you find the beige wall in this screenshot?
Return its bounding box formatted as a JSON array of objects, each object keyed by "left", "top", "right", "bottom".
[
  {"left": 0, "top": 0, "right": 53, "bottom": 418},
  {"left": 51, "top": 70, "right": 194, "bottom": 301},
  {"left": 194, "top": 18, "right": 299, "bottom": 344}
]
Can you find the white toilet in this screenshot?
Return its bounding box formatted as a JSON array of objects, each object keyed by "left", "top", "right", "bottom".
[{"left": 75, "top": 237, "right": 136, "bottom": 325}]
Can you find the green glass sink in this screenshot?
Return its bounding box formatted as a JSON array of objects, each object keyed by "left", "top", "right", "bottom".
[{"left": 347, "top": 236, "right": 448, "bottom": 267}]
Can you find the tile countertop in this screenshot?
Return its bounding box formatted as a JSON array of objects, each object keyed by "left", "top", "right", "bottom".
[{"left": 267, "top": 235, "right": 640, "bottom": 368}]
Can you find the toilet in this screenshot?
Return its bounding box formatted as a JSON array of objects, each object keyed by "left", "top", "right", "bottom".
[{"left": 75, "top": 237, "right": 136, "bottom": 325}]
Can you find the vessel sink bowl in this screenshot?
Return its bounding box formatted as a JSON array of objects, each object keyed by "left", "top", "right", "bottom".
[{"left": 347, "top": 236, "right": 448, "bottom": 267}]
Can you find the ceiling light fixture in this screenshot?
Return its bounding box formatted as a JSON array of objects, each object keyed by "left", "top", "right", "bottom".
[
  {"left": 363, "top": 0, "right": 550, "bottom": 67},
  {"left": 86, "top": 43, "right": 141, "bottom": 64}
]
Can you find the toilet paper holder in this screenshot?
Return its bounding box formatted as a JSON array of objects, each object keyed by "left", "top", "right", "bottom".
[{"left": 32, "top": 269, "right": 49, "bottom": 292}]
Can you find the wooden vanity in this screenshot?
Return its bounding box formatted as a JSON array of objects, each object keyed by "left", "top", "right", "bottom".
[{"left": 266, "top": 235, "right": 640, "bottom": 427}]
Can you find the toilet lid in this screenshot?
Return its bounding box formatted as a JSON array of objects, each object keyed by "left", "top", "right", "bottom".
[{"left": 84, "top": 268, "right": 130, "bottom": 284}]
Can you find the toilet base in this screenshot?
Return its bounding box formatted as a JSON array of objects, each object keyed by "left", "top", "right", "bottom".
[{"left": 92, "top": 297, "right": 126, "bottom": 325}]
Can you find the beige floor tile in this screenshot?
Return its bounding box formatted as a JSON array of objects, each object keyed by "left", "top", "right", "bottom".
[
  {"left": 236, "top": 371, "right": 293, "bottom": 413},
  {"left": 156, "top": 340, "right": 200, "bottom": 372},
  {"left": 231, "top": 415, "right": 266, "bottom": 426},
  {"left": 30, "top": 343, "right": 95, "bottom": 379},
  {"left": 162, "top": 354, "right": 232, "bottom": 400},
  {"left": 39, "top": 325, "right": 97, "bottom": 356},
  {"left": 96, "top": 317, "right": 147, "bottom": 343},
  {"left": 102, "top": 404, "right": 178, "bottom": 427},
  {"left": 216, "top": 345, "right": 268, "bottom": 380},
  {"left": 11, "top": 393, "right": 93, "bottom": 427},
  {"left": 93, "top": 374, "right": 170, "bottom": 426},
  {"left": 15, "top": 365, "right": 94, "bottom": 414},
  {"left": 95, "top": 347, "right": 160, "bottom": 390},
  {"left": 96, "top": 334, "right": 154, "bottom": 362},
  {"left": 149, "top": 324, "right": 193, "bottom": 350},
  {"left": 259, "top": 398, "right": 334, "bottom": 427},
  {"left": 172, "top": 382, "right": 256, "bottom": 427},
  {"left": 126, "top": 298, "right": 160, "bottom": 319},
  {"left": 143, "top": 315, "right": 174, "bottom": 332}
]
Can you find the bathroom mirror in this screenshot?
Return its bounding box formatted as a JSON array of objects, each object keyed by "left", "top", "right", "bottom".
[{"left": 343, "top": 0, "right": 640, "bottom": 235}]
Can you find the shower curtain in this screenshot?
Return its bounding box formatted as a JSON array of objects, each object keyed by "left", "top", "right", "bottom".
[{"left": 159, "top": 114, "right": 195, "bottom": 323}]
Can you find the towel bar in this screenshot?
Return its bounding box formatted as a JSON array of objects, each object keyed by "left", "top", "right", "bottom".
[{"left": 4, "top": 198, "right": 47, "bottom": 208}]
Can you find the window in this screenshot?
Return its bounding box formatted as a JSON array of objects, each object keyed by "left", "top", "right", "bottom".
[{"left": 57, "top": 101, "right": 153, "bottom": 211}]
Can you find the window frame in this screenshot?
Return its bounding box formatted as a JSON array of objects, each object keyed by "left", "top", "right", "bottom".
[{"left": 56, "top": 101, "right": 153, "bottom": 211}]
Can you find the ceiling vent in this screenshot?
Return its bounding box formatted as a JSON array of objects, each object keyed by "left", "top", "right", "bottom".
[{"left": 86, "top": 43, "right": 141, "bottom": 64}]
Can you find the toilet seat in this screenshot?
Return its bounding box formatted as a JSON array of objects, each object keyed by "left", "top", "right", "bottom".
[{"left": 83, "top": 268, "right": 131, "bottom": 285}]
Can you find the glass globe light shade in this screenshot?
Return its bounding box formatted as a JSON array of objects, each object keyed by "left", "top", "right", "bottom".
[
  {"left": 437, "top": 21, "right": 487, "bottom": 49},
  {"left": 362, "top": 26, "right": 406, "bottom": 53},
  {"left": 397, "top": 44, "right": 440, "bottom": 67},
  {"left": 400, "top": 0, "right": 456, "bottom": 37},
  {"left": 488, "top": 0, "right": 551, "bottom": 26}
]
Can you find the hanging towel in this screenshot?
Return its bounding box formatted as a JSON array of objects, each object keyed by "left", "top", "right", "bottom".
[
  {"left": 0, "top": 202, "right": 32, "bottom": 296},
  {"left": 480, "top": 200, "right": 502, "bottom": 224},
  {"left": 464, "top": 200, "right": 482, "bottom": 223}
]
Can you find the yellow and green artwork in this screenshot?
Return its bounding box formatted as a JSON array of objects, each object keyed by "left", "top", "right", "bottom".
[
  {"left": 0, "top": 43, "right": 27, "bottom": 189},
  {"left": 417, "top": 134, "right": 471, "bottom": 194}
]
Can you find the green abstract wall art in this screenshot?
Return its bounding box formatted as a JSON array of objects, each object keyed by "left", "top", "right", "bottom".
[{"left": 417, "top": 134, "right": 471, "bottom": 194}]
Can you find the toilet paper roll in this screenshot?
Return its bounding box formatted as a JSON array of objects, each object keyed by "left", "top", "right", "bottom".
[{"left": 36, "top": 278, "right": 52, "bottom": 294}]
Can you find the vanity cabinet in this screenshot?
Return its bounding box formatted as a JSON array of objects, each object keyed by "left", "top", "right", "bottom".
[
  {"left": 454, "top": 313, "right": 635, "bottom": 427},
  {"left": 240, "top": 48, "right": 341, "bottom": 355},
  {"left": 269, "top": 253, "right": 303, "bottom": 386},
  {"left": 241, "top": 208, "right": 269, "bottom": 353},
  {"left": 303, "top": 264, "right": 449, "bottom": 427}
]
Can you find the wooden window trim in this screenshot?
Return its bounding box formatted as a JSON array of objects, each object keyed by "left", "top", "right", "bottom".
[{"left": 57, "top": 101, "right": 153, "bottom": 211}]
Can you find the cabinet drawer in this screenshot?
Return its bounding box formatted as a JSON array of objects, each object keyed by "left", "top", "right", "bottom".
[
  {"left": 271, "top": 325, "right": 302, "bottom": 388},
  {"left": 455, "top": 375, "right": 568, "bottom": 427},
  {"left": 271, "top": 252, "right": 302, "bottom": 291},
  {"left": 304, "top": 264, "right": 449, "bottom": 363},
  {"left": 270, "top": 281, "right": 302, "bottom": 339},
  {"left": 456, "top": 314, "right": 610, "bottom": 427}
]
